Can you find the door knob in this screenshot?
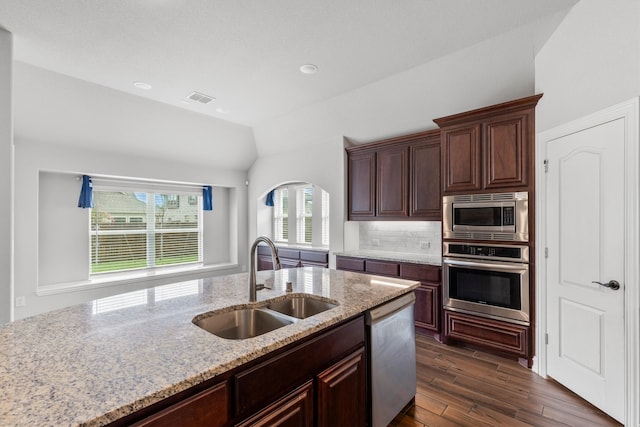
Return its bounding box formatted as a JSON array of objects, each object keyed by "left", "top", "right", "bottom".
[{"left": 591, "top": 280, "right": 621, "bottom": 290}]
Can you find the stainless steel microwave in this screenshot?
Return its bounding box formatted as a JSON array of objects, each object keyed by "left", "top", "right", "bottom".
[{"left": 443, "top": 192, "right": 528, "bottom": 242}]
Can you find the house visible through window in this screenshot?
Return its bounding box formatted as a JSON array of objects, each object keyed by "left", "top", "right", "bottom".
[{"left": 91, "top": 190, "right": 202, "bottom": 274}]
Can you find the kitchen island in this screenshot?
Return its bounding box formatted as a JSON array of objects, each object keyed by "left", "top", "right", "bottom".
[{"left": 0, "top": 267, "right": 418, "bottom": 426}]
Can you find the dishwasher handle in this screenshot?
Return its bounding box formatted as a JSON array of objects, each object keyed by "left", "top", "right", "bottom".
[{"left": 366, "top": 292, "right": 416, "bottom": 325}]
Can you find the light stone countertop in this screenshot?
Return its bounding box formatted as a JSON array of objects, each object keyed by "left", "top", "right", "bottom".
[
  {"left": 334, "top": 250, "right": 442, "bottom": 267},
  {"left": 0, "top": 267, "right": 418, "bottom": 427}
]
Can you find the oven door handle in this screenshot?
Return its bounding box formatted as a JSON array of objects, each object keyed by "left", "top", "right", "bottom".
[{"left": 443, "top": 258, "right": 528, "bottom": 271}]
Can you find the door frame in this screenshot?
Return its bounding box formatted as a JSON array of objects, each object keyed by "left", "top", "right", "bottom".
[{"left": 535, "top": 98, "right": 639, "bottom": 427}]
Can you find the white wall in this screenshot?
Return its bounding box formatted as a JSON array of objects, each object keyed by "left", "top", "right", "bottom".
[
  {"left": 249, "top": 24, "right": 551, "bottom": 259},
  {"left": 535, "top": 0, "right": 640, "bottom": 131},
  {"left": 0, "top": 29, "right": 13, "bottom": 324},
  {"left": 13, "top": 139, "right": 248, "bottom": 320}
]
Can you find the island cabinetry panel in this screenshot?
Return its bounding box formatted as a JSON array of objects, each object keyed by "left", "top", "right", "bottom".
[
  {"left": 234, "top": 316, "right": 365, "bottom": 422},
  {"left": 346, "top": 129, "right": 441, "bottom": 221},
  {"left": 131, "top": 381, "right": 229, "bottom": 427},
  {"left": 434, "top": 94, "right": 542, "bottom": 194},
  {"left": 257, "top": 246, "right": 328, "bottom": 271},
  {"left": 316, "top": 347, "right": 366, "bottom": 427},
  {"left": 336, "top": 256, "right": 442, "bottom": 334},
  {"left": 235, "top": 381, "right": 313, "bottom": 427},
  {"left": 444, "top": 311, "right": 529, "bottom": 360}
]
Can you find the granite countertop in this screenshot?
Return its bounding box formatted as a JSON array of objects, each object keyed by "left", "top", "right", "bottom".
[
  {"left": 0, "top": 267, "right": 418, "bottom": 427},
  {"left": 334, "top": 250, "right": 442, "bottom": 267}
]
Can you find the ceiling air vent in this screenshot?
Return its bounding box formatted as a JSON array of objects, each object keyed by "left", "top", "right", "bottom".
[{"left": 187, "top": 91, "right": 215, "bottom": 105}]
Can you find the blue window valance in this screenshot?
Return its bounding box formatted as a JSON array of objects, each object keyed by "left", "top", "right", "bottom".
[
  {"left": 77, "top": 175, "right": 93, "bottom": 208},
  {"left": 203, "top": 186, "right": 213, "bottom": 211},
  {"left": 265, "top": 189, "right": 275, "bottom": 207}
]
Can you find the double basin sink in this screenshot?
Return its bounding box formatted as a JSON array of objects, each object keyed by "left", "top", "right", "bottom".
[{"left": 193, "top": 295, "right": 338, "bottom": 340}]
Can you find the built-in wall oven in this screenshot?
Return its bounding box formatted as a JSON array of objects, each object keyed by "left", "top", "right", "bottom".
[
  {"left": 443, "top": 242, "right": 530, "bottom": 325},
  {"left": 443, "top": 192, "right": 528, "bottom": 242}
]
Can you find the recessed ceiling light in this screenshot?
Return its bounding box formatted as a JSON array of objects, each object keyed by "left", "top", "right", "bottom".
[
  {"left": 216, "top": 107, "right": 230, "bottom": 114},
  {"left": 133, "top": 81, "right": 152, "bottom": 90},
  {"left": 299, "top": 64, "right": 318, "bottom": 75}
]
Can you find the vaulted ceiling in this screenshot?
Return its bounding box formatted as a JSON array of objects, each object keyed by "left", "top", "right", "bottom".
[{"left": 1, "top": 0, "right": 577, "bottom": 128}]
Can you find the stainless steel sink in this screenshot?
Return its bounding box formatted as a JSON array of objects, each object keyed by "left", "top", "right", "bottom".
[
  {"left": 267, "top": 296, "right": 338, "bottom": 319},
  {"left": 194, "top": 308, "right": 294, "bottom": 340}
]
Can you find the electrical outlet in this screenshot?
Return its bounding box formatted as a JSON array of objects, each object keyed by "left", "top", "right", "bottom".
[
  {"left": 241, "top": 264, "right": 246, "bottom": 272},
  {"left": 372, "top": 239, "right": 380, "bottom": 246},
  {"left": 420, "top": 241, "right": 431, "bottom": 249},
  {"left": 15, "top": 296, "right": 25, "bottom": 307}
]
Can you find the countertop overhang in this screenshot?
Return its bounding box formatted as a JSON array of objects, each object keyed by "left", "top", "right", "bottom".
[{"left": 0, "top": 267, "right": 418, "bottom": 427}]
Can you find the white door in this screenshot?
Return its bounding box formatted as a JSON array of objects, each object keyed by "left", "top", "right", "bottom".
[{"left": 546, "top": 118, "right": 625, "bottom": 423}]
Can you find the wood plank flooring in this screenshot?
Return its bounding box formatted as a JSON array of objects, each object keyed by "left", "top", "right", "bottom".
[{"left": 390, "top": 333, "right": 622, "bottom": 427}]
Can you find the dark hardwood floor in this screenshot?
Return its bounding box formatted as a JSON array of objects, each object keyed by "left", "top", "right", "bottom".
[{"left": 390, "top": 333, "right": 622, "bottom": 427}]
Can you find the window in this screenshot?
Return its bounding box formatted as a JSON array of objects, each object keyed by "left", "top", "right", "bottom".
[
  {"left": 273, "top": 188, "right": 288, "bottom": 242},
  {"left": 91, "top": 191, "right": 202, "bottom": 274},
  {"left": 297, "top": 186, "right": 313, "bottom": 244},
  {"left": 271, "top": 184, "right": 329, "bottom": 246},
  {"left": 321, "top": 189, "right": 330, "bottom": 246}
]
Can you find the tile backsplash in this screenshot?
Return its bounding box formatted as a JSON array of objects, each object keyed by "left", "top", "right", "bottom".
[{"left": 358, "top": 221, "right": 441, "bottom": 256}]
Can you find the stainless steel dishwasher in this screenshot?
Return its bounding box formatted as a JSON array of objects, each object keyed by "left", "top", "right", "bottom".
[{"left": 366, "top": 292, "right": 417, "bottom": 427}]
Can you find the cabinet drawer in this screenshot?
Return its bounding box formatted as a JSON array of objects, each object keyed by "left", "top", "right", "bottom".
[
  {"left": 365, "top": 260, "right": 399, "bottom": 277},
  {"left": 132, "top": 382, "right": 228, "bottom": 427},
  {"left": 444, "top": 311, "right": 529, "bottom": 358},
  {"left": 278, "top": 248, "right": 300, "bottom": 260},
  {"left": 300, "top": 250, "right": 328, "bottom": 264},
  {"left": 336, "top": 256, "right": 365, "bottom": 272},
  {"left": 234, "top": 316, "right": 365, "bottom": 419},
  {"left": 400, "top": 264, "right": 441, "bottom": 283}
]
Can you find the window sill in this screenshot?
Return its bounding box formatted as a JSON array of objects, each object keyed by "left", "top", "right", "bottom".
[{"left": 36, "top": 263, "right": 239, "bottom": 296}]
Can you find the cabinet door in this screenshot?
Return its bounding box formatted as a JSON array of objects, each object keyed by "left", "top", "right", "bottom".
[
  {"left": 317, "top": 348, "right": 366, "bottom": 427},
  {"left": 484, "top": 111, "right": 529, "bottom": 189},
  {"left": 132, "top": 382, "right": 228, "bottom": 427},
  {"left": 377, "top": 146, "right": 408, "bottom": 217},
  {"left": 236, "top": 381, "right": 313, "bottom": 427},
  {"left": 348, "top": 152, "right": 376, "bottom": 219},
  {"left": 257, "top": 255, "right": 273, "bottom": 271},
  {"left": 414, "top": 283, "right": 440, "bottom": 332},
  {"left": 410, "top": 140, "right": 441, "bottom": 218},
  {"left": 442, "top": 124, "right": 482, "bottom": 193}
]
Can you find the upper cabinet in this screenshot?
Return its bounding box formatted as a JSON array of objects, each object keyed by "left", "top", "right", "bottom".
[
  {"left": 434, "top": 94, "right": 543, "bottom": 195},
  {"left": 346, "top": 130, "right": 440, "bottom": 221}
]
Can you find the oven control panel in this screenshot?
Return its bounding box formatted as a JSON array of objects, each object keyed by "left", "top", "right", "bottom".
[{"left": 444, "top": 242, "right": 529, "bottom": 263}]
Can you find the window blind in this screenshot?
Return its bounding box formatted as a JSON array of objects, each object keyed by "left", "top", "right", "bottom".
[{"left": 90, "top": 182, "right": 203, "bottom": 275}]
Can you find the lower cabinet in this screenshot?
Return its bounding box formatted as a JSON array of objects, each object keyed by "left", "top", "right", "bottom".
[
  {"left": 258, "top": 246, "right": 329, "bottom": 270},
  {"left": 443, "top": 310, "right": 530, "bottom": 362},
  {"left": 131, "top": 382, "right": 229, "bottom": 427},
  {"left": 336, "top": 255, "right": 442, "bottom": 334},
  {"left": 113, "top": 316, "right": 365, "bottom": 427},
  {"left": 316, "top": 348, "right": 366, "bottom": 427},
  {"left": 235, "top": 381, "right": 314, "bottom": 427}
]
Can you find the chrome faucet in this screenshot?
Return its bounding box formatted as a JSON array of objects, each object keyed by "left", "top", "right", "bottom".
[{"left": 249, "top": 236, "right": 282, "bottom": 302}]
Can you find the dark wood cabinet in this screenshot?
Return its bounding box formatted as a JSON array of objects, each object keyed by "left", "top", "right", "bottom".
[
  {"left": 346, "top": 130, "right": 441, "bottom": 220},
  {"left": 410, "top": 139, "right": 441, "bottom": 218},
  {"left": 336, "top": 256, "right": 442, "bottom": 334},
  {"left": 316, "top": 348, "right": 366, "bottom": 427},
  {"left": 257, "top": 246, "right": 328, "bottom": 271},
  {"left": 435, "top": 94, "right": 542, "bottom": 194},
  {"left": 348, "top": 151, "right": 376, "bottom": 219},
  {"left": 443, "top": 310, "right": 529, "bottom": 361},
  {"left": 376, "top": 145, "right": 408, "bottom": 217},
  {"left": 131, "top": 382, "right": 228, "bottom": 427},
  {"left": 236, "top": 381, "right": 313, "bottom": 427},
  {"left": 440, "top": 124, "right": 482, "bottom": 193}
]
